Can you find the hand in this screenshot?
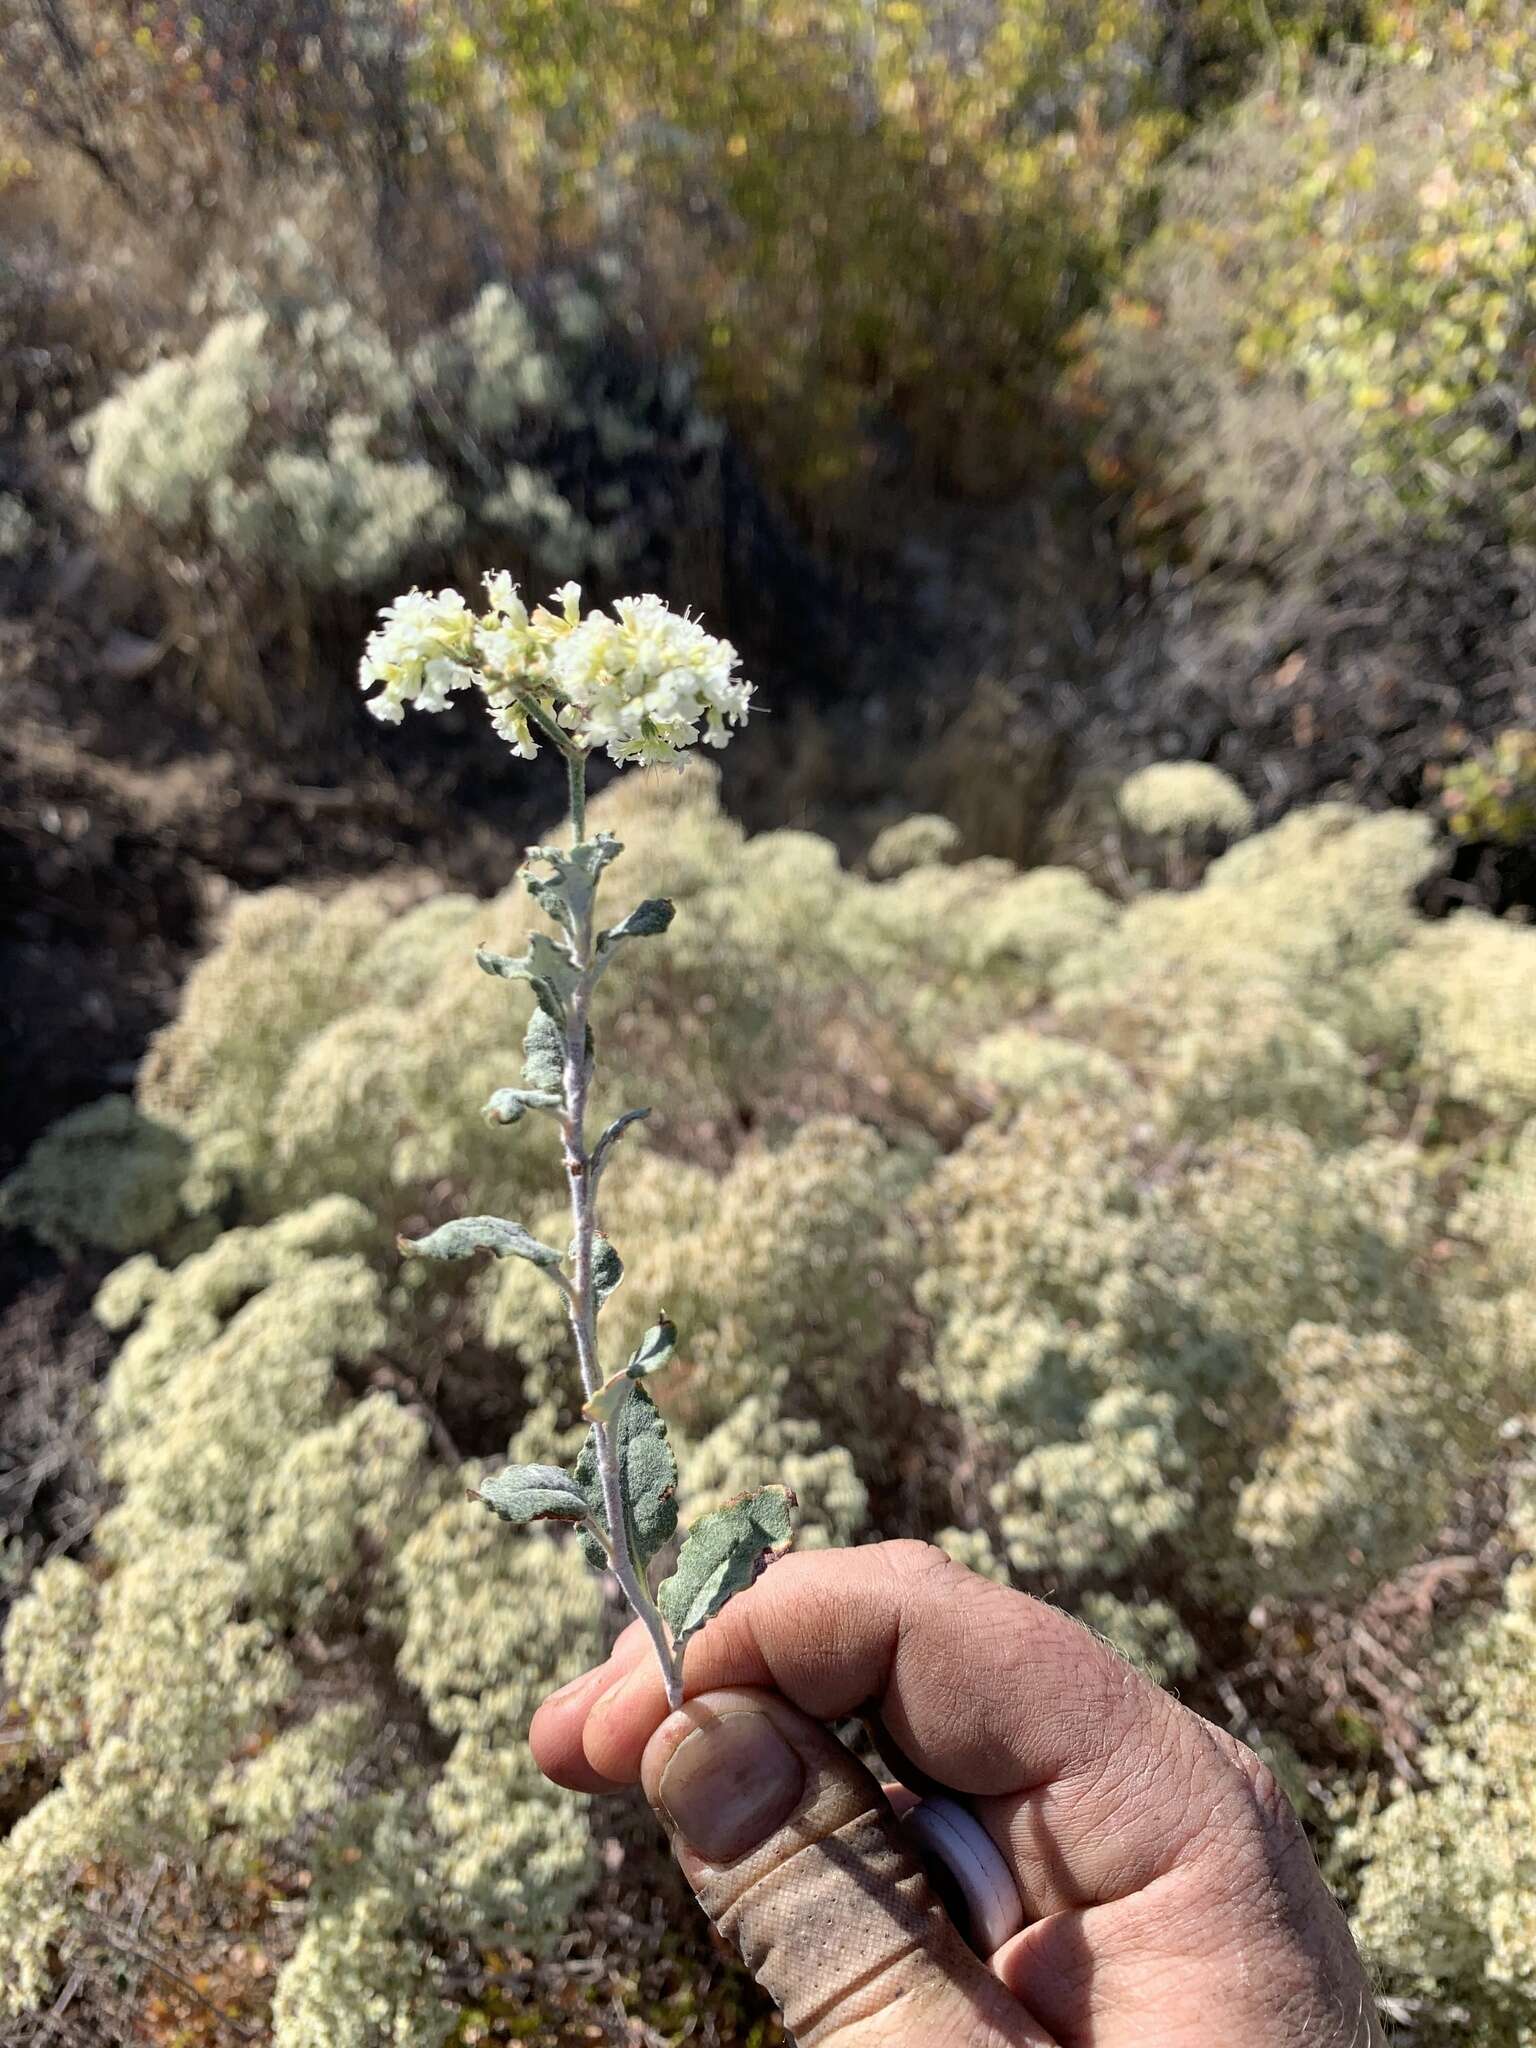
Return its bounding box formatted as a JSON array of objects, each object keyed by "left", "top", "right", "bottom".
[{"left": 532, "top": 1542, "right": 1385, "bottom": 2048}]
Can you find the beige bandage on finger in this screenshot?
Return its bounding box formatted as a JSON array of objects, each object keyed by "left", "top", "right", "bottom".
[{"left": 641, "top": 1688, "right": 1051, "bottom": 2048}]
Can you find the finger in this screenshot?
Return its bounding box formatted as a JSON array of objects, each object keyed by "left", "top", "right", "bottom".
[
  {"left": 578, "top": 1542, "right": 1227, "bottom": 1915},
  {"left": 529, "top": 1622, "right": 652, "bottom": 1791},
  {"left": 641, "top": 1687, "right": 1054, "bottom": 2048}
]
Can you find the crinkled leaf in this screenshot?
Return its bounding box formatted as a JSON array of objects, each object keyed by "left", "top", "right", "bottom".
[
  {"left": 523, "top": 835, "right": 624, "bottom": 936},
  {"left": 474, "top": 1462, "right": 589, "bottom": 1527},
  {"left": 592, "top": 1235, "right": 624, "bottom": 1306},
  {"left": 580, "top": 1318, "right": 678, "bottom": 1423},
  {"left": 482, "top": 1087, "right": 562, "bottom": 1127},
  {"left": 576, "top": 1385, "right": 678, "bottom": 1571},
  {"left": 658, "top": 1485, "right": 796, "bottom": 1649},
  {"left": 522, "top": 1008, "right": 568, "bottom": 1093},
  {"left": 599, "top": 897, "right": 675, "bottom": 951},
  {"left": 399, "top": 1215, "right": 563, "bottom": 1269},
  {"left": 476, "top": 932, "right": 579, "bottom": 1025}
]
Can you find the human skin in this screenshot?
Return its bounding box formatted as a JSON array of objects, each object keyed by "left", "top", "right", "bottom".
[{"left": 531, "top": 1542, "right": 1386, "bottom": 2048}]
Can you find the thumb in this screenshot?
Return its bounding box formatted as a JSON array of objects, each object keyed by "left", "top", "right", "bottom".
[{"left": 638, "top": 1687, "right": 1051, "bottom": 2048}]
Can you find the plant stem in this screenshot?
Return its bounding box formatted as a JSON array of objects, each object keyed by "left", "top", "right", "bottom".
[{"left": 558, "top": 753, "right": 682, "bottom": 1710}]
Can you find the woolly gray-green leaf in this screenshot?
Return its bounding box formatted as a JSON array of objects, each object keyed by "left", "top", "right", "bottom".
[
  {"left": 658, "top": 1485, "right": 796, "bottom": 1648},
  {"left": 522, "top": 1009, "right": 568, "bottom": 1093},
  {"left": 592, "top": 1236, "right": 624, "bottom": 1306},
  {"left": 576, "top": 1385, "right": 677, "bottom": 1571},
  {"left": 599, "top": 898, "right": 675, "bottom": 950},
  {"left": 476, "top": 933, "right": 579, "bottom": 1025},
  {"left": 473, "top": 1463, "right": 590, "bottom": 1527},
  {"left": 398, "top": 1216, "right": 563, "bottom": 1269},
  {"left": 482, "top": 1088, "right": 562, "bottom": 1127},
  {"left": 581, "top": 1318, "right": 678, "bottom": 1424},
  {"left": 523, "top": 835, "right": 624, "bottom": 935}
]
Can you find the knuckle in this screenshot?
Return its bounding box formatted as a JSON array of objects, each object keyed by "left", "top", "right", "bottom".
[
  {"left": 876, "top": 1538, "right": 963, "bottom": 1588},
  {"left": 1193, "top": 1727, "right": 1319, "bottom": 1907}
]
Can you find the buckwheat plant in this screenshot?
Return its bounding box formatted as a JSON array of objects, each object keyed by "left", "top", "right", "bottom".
[{"left": 360, "top": 575, "right": 791, "bottom": 1710}]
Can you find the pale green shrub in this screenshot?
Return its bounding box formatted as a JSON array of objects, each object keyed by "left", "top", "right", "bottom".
[
  {"left": 0, "top": 1201, "right": 599, "bottom": 2034},
  {"left": 138, "top": 883, "right": 400, "bottom": 1206},
  {"left": 1454, "top": 1126, "right": 1536, "bottom": 1297},
  {"left": 482, "top": 1116, "right": 916, "bottom": 1436},
  {"left": 1055, "top": 974, "right": 1372, "bottom": 1144},
  {"left": 1346, "top": 1564, "right": 1536, "bottom": 2046},
  {"left": 1118, "top": 761, "right": 1255, "bottom": 839},
  {"left": 394, "top": 1512, "right": 599, "bottom": 1939},
  {"left": 1057, "top": 807, "right": 1439, "bottom": 1038},
  {"left": 83, "top": 310, "right": 274, "bottom": 531},
  {"left": 910, "top": 1086, "right": 1478, "bottom": 1593},
  {"left": 1233, "top": 1324, "right": 1456, "bottom": 1601},
  {"left": 995, "top": 1385, "right": 1196, "bottom": 1576},
  {"left": 0, "top": 1530, "right": 296, "bottom": 2013},
  {"left": 678, "top": 1399, "right": 870, "bottom": 1549},
  {"left": 0, "top": 1093, "right": 193, "bottom": 1256},
  {"left": 867, "top": 812, "right": 962, "bottom": 877},
  {"left": 271, "top": 1857, "right": 455, "bottom": 2048},
  {"left": 6, "top": 784, "right": 1536, "bottom": 2036},
  {"left": 1077, "top": 1592, "right": 1199, "bottom": 1685},
  {"left": 958, "top": 1029, "right": 1134, "bottom": 1107},
  {"left": 934, "top": 1526, "right": 1010, "bottom": 1582},
  {"left": 0, "top": 488, "right": 37, "bottom": 559},
  {"left": 1380, "top": 911, "right": 1536, "bottom": 1119},
  {"left": 1150, "top": 990, "right": 1369, "bottom": 1145},
  {"left": 968, "top": 866, "right": 1121, "bottom": 983},
  {"left": 69, "top": 215, "right": 720, "bottom": 716},
  {"left": 3, "top": 1555, "right": 97, "bottom": 1752}
]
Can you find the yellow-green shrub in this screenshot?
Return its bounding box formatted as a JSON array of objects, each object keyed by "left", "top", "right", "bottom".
[
  {"left": 1441, "top": 729, "right": 1536, "bottom": 848},
  {"left": 417, "top": 0, "right": 1329, "bottom": 499},
  {"left": 1077, "top": 6, "right": 1536, "bottom": 556}
]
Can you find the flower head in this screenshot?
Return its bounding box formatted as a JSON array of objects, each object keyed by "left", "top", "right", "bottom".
[
  {"left": 543, "top": 591, "right": 751, "bottom": 764},
  {"left": 358, "top": 576, "right": 753, "bottom": 766},
  {"left": 358, "top": 589, "right": 477, "bottom": 724}
]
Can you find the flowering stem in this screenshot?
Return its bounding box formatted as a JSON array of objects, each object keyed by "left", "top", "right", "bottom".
[{"left": 558, "top": 752, "right": 683, "bottom": 1710}]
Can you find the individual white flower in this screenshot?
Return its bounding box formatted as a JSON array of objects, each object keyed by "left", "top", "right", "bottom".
[
  {"left": 358, "top": 589, "right": 477, "bottom": 724},
  {"left": 487, "top": 697, "right": 540, "bottom": 760},
  {"left": 481, "top": 570, "right": 527, "bottom": 625}
]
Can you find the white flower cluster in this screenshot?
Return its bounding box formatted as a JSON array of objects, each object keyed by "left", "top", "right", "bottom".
[
  {"left": 356, "top": 588, "right": 478, "bottom": 724},
  {"left": 358, "top": 575, "right": 752, "bottom": 766},
  {"left": 545, "top": 591, "right": 752, "bottom": 764}
]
